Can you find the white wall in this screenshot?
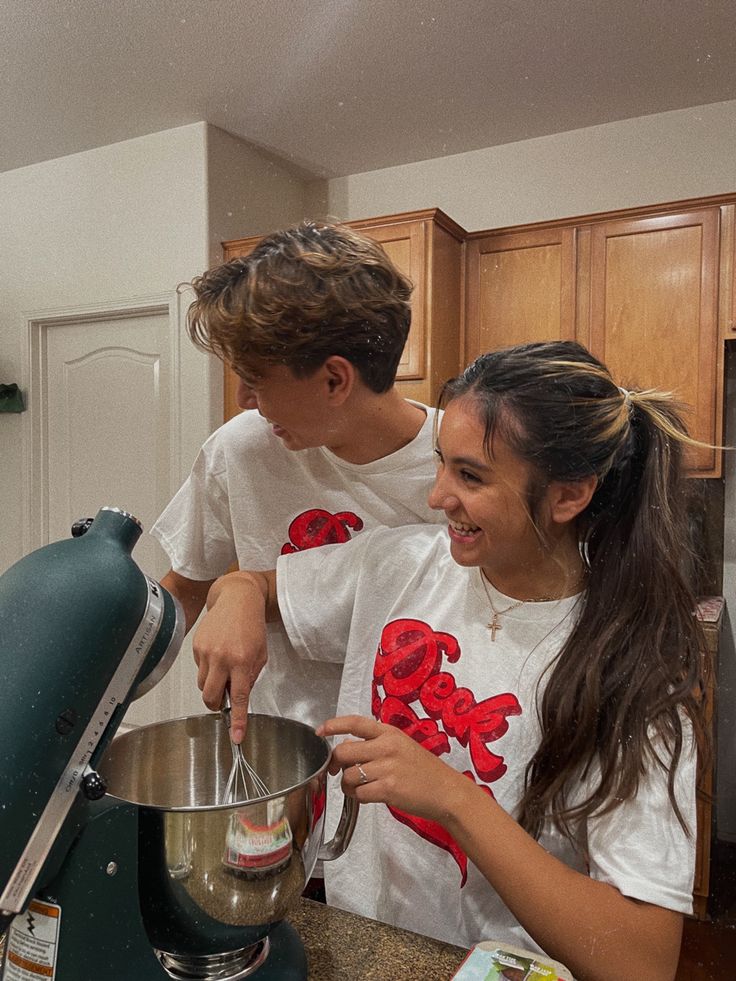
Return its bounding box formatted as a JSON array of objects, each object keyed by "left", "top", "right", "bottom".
[
  {"left": 0, "top": 122, "right": 318, "bottom": 576},
  {"left": 0, "top": 123, "right": 214, "bottom": 575},
  {"left": 317, "top": 99, "right": 736, "bottom": 229},
  {"left": 206, "top": 125, "right": 320, "bottom": 258},
  {"left": 0, "top": 121, "right": 316, "bottom": 729}
]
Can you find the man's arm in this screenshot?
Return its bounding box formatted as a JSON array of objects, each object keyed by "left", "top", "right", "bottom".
[{"left": 160, "top": 569, "right": 215, "bottom": 633}]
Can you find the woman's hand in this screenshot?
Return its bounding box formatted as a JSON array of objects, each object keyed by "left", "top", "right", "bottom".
[
  {"left": 316, "top": 715, "right": 474, "bottom": 823},
  {"left": 319, "top": 715, "right": 682, "bottom": 981},
  {"left": 192, "top": 570, "right": 276, "bottom": 743}
]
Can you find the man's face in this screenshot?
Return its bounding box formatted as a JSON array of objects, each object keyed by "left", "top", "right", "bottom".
[{"left": 234, "top": 362, "right": 335, "bottom": 450}]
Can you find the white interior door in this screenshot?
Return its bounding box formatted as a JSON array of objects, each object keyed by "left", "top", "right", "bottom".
[
  {"left": 33, "top": 302, "right": 199, "bottom": 727},
  {"left": 45, "top": 312, "right": 171, "bottom": 570}
]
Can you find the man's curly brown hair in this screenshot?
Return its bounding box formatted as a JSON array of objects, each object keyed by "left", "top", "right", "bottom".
[{"left": 186, "top": 220, "right": 413, "bottom": 393}]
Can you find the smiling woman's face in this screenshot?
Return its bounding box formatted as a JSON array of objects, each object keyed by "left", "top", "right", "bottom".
[{"left": 428, "top": 397, "right": 549, "bottom": 581}]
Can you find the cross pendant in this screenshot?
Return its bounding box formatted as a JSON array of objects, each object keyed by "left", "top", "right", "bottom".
[{"left": 487, "top": 614, "right": 502, "bottom": 642}]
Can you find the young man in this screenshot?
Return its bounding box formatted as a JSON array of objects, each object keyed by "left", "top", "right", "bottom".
[{"left": 152, "top": 220, "right": 444, "bottom": 742}]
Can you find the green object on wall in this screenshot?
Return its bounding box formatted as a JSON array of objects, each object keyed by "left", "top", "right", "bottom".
[{"left": 0, "top": 383, "right": 24, "bottom": 412}]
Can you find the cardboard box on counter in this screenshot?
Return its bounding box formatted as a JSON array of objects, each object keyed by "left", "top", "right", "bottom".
[{"left": 452, "top": 940, "right": 574, "bottom": 980}]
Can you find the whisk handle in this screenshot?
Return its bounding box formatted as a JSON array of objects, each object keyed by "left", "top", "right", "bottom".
[{"left": 220, "top": 690, "right": 235, "bottom": 729}]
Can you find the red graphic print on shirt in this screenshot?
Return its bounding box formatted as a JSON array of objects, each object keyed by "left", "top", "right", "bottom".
[
  {"left": 280, "top": 508, "right": 364, "bottom": 554},
  {"left": 372, "top": 618, "right": 522, "bottom": 885},
  {"left": 389, "top": 773, "right": 493, "bottom": 887}
]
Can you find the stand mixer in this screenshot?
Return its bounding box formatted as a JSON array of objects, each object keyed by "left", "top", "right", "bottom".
[{"left": 0, "top": 507, "right": 357, "bottom": 981}]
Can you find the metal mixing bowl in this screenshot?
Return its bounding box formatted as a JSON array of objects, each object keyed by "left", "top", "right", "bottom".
[{"left": 99, "top": 713, "right": 357, "bottom": 956}]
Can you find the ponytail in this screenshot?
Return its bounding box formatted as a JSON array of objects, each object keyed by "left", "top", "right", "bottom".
[{"left": 521, "top": 391, "right": 710, "bottom": 839}]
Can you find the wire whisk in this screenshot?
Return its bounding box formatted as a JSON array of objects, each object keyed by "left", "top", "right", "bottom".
[{"left": 221, "top": 693, "right": 270, "bottom": 803}]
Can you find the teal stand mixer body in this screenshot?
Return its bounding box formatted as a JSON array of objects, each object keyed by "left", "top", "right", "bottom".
[{"left": 0, "top": 507, "right": 314, "bottom": 980}]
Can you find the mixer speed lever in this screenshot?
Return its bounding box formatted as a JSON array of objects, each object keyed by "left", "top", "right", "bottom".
[{"left": 81, "top": 768, "right": 107, "bottom": 800}]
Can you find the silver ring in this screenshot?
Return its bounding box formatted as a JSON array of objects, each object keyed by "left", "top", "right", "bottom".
[{"left": 356, "top": 763, "right": 369, "bottom": 785}]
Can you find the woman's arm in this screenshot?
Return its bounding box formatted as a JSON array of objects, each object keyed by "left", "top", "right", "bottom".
[
  {"left": 192, "top": 570, "right": 278, "bottom": 743},
  {"left": 447, "top": 775, "right": 682, "bottom": 981},
  {"left": 319, "top": 716, "right": 683, "bottom": 981}
]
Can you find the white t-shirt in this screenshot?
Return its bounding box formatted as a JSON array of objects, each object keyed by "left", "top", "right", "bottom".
[
  {"left": 151, "top": 403, "right": 444, "bottom": 726},
  {"left": 277, "top": 524, "right": 697, "bottom": 951}
]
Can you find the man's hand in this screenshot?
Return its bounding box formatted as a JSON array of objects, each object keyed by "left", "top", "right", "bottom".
[{"left": 192, "top": 570, "right": 276, "bottom": 743}]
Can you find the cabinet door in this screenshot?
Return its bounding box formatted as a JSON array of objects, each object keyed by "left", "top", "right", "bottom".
[
  {"left": 347, "top": 211, "right": 464, "bottom": 405},
  {"left": 353, "top": 219, "right": 427, "bottom": 381},
  {"left": 719, "top": 204, "right": 736, "bottom": 342},
  {"left": 465, "top": 227, "right": 577, "bottom": 363},
  {"left": 692, "top": 688, "right": 714, "bottom": 919},
  {"left": 582, "top": 209, "right": 720, "bottom": 475}
]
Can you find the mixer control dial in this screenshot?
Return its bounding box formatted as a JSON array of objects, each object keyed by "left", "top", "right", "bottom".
[{"left": 81, "top": 770, "right": 107, "bottom": 800}]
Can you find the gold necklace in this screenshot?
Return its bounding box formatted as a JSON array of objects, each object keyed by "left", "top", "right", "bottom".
[{"left": 478, "top": 569, "right": 557, "bottom": 642}]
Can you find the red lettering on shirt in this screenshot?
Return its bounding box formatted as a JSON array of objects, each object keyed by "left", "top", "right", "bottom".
[
  {"left": 280, "top": 509, "right": 363, "bottom": 553},
  {"left": 388, "top": 773, "right": 493, "bottom": 886},
  {"left": 373, "top": 618, "right": 460, "bottom": 702},
  {"left": 371, "top": 618, "right": 522, "bottom": 884},
  {"left": 378, "top": 696, "right": 450, "bottom": 757},
  {"left": 419, "top": 673, "right": 521, "bottom": 782}
]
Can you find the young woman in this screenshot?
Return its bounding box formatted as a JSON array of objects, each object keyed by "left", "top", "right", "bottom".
[{"left": 193, "top": 341, "right": 710, "bottom": 981}]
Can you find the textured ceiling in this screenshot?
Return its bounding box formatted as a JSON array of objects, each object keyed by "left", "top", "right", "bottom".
[{"left": 3, "top": 0, "right": 736, "bottom": 177}]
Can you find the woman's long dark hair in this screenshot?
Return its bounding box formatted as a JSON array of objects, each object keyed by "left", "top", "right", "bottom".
[{"left": 439, "top": 341, "right": 711, "bottom": 840}]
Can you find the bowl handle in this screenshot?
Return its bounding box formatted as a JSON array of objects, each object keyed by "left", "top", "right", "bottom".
[{"left": 316, "top": 794, "right": 359, "bottom": 862}]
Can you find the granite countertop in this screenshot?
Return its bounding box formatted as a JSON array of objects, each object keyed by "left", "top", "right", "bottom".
[
  {"left": 0, "top": 901, "right": 467, "bottom": 980},
  {"left": 289, "top": 898, "right": 468, "bottom": 980}
]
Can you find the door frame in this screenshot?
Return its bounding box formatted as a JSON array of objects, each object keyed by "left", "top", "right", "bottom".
[{"left": 20, "top": 293, "right": 183, "bottom": 553}]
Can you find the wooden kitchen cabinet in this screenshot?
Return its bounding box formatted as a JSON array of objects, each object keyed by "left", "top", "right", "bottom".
[
  {"left": 349, "top": 210, "right": 465, "bottom": 405},
  {"left": 719, "top": 204, "right": 736, "bottom": 342},
  {"left": 464, "top": 225, "right": 577, "bottom": 356},
  {"left": 221, "top": 209, "right": 466, "bottom": 420},
  {"left": 465, "top": 200, "right": 727, "bottom": 477},
  {"left": 578, "top": 208, "right": 722, "bottom": 476}
]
